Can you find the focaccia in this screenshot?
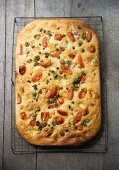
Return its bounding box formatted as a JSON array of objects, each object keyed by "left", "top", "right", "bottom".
[{"left": 16, "top": 19, "right": 101, "bottom": 145}]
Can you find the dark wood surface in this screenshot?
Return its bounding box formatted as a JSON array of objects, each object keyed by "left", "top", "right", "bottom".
[{"left": 1, "top": 0, "right": 119, "bottom": 169}]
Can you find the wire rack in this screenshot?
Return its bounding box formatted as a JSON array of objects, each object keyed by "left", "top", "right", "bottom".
[{"left": 11, "top": 16, "right": 108, "bottom": 154}]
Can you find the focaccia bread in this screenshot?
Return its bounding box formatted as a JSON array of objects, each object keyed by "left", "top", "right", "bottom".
[{"left": 16, "top": 19, "right": 101, "bottom": 145}]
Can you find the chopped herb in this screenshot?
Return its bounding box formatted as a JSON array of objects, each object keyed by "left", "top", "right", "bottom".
[
  {"left": 81, "top": 49, "right": 85, "bottom": 53},
  {"left": 39, "top": 28, "right": 43, "bottom": 32},
  {"left": 66, "top": 87, "right": 69, "bottom": 90},
  {"left": 53, "top": 74, "right": 58, "bottom": 79},
  {"left": 82, "top": 119, "right": 90, "bottom": 127},
  {"left": 82, "top": 33, "right": 86, "bottom": 39},
  {"left": 60, "top": 130, "right": 65, "bottom": 136},
  {"left": 38, "top": 89, "right": 42, "bottom": 94},
  {"left": 34, "top": 34, "right": 40, "bottom": 40},
  {"left": 27, "top": 59, "right": 32, "bottom": 63},
  {"left": 59, "top": 87, "right": 63, "bottom": 90},
  {"left": 35, "top": 108, "right": 41, "bottom": 113},
  {"left": 52, "top": 121, "right": 56, "bottom": 126},
  {"left": 56, "top": 67, "right": 59, "bottom": 70},
  {"left": 59, "top": 70, "right": 63, "bottom": 74},
  {"left": 34, "top": 55, "right": 40, "bottom": 62},
  {"left": 68, "top": 105, "right": 71, "bottom": 109},
  {"left": 57, "top": 56, "right": 60, "bottom": 59},
  {"left": 20, "top": 87, "right": 24, "bottom": 94},
  {"left": 71, "top": 101, "right": 75, "bottom": 104},
  {"left": 74, "top": 31, "right": 78, "bottom": 35},
  {"left": 32, "top": 92, "right": 37, "bottom": 98},
  {"left": 46, "top": 80, "right": 50, "bottom": 84},
  {"left": 25, "top": 42, "right": 30, "bottom": 47},
  {"left": 60, "top": 47, "right": 65, "bottom": 51},
  {"left": 27, "top": 80, "right": 31, "bottom": 83},
  {"left": 91, "top": 103, "right": 95, "bottom": 107},
  {"left": 26, "top": 51, "right": 30, "bottom": 54},
  {"left": 31, "top": 45, "right": 35, "bottom": 48},
  {"left": 32, "top": 84, "right": 37, "bottom": 90},
  {"left": 78, "top": 41, "right": 83, "bottom": 46},
  {"left": 34, "top": 62, "right": 39, "bottom": 66},
  {"left": 60, "top": 59, "right": 65, "bottom": 65},
  {"left": 49, "top": 70, "right": 55, "bottom": 74},
  {"left": 43, "top": 30, "right": 46, "bottom": 33},
  {"left": 66, "top": 60, "right": 72, "bottom": 67},
  {"left": 32, "top": 114, "right": 37, "bottom": 120},
  {"left": 72, "top": 46, "right": 75, "bottom": 49},
  {"left": 45, "top": 54, "right": 49, "bottom": 58},
  {"left": 46, "top": 30, "right": 52, "bottom": 36}
]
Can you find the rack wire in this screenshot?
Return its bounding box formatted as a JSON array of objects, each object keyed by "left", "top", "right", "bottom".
[{"left": 11, "top": 16, "right": 108, "bottom": 154}]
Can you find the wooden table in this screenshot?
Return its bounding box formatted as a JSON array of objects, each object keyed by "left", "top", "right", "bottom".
[{"left": 0, "top": 0, "right": 119, "bottom": 169}]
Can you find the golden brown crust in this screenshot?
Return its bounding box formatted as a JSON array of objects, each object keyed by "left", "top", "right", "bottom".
[{"left": 16, "top": 19, "right": 101, "bottom": 146}]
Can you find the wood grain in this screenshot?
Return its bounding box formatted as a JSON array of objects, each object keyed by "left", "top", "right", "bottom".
[
  {"left": 3, "top": 0, "right": 36, "bottom": 170},
  {"left": 0, "top": 0, "right": 5, "bottom": 169}
]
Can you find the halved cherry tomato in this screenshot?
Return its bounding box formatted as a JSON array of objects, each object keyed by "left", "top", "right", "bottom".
[
  {"left": 50, "top": 86, "right": 58, "bottom": 98},
  {"left": 54, "top": 34, "right": 63, "bottom": 41},
  {"left": 61, "top": 65, "right": 73, "bottom": 75},
  {"left": 86, "top": 31, "right": 92, "bottom": 42},
  {"left": 17, "top": 93, "right": 22, "bottom": 104},
  {"left": 57, "top": 110, "right": 68, "bottom": 116},
  {"left": 40, "top": 60, "right": 52, "bottom": 68},
  {"left": 67, "top": 88, "right": 74, "bottom": 100},
  {"left": 89, "top": 45, "right": 95, "bottom": 53},
  {"left": 68, "top": 52, "right": 75, "bottom": 58},
  {"left": 30, "top": 120, "right": 36, "bottom": 126},
  {"left": 67, "top": 32, "right": 75, "bottom": 42},
  {"left": 58, "top": 97, "right": 64, "bottom": 104},
  {"left": 78, "top": 56, "right": 85, "bottom": 68},
  {"left": 78, "top": 124, "right": 83, "bottom": 131},
  {"left": 21, "top": 112, "right": 27, "bottom": 119},
  {"left": 78, "top": 88, "right": 87, "bottom": 99},
  {"left": 20, "top": 44, "right": 23, "bottom": 55},
  {"left": 32, "top": 72, "right": 42, "bottom": 82},
  {"left": 41, "top": 112, "right": 49, "bottom": 121},
  {"left": 55, "top": 116, "right": 64, "bottom": 125},
  {"left": 51, "top": 49, "right": 62, "bottom": 57},
  {"left": 19, "top": 65, "right": 26, "bottom": 75},
  {"left": 45, "top": 86, "right": 58, "bottom": 98},
  {"left": 80, "top": 73, "right": 86, "bottom": 83},
  {"left": 48, "top": 103, "right": 59, "bottom": 108},
  {"left": 42, "top": 37, "right": 48, "bottom": 47},
  {"left": 73, "top": 114, "right": 82, "bottom": 125},
  {"left": 81, "top": 108, "right": 88, "bottom": 116}
]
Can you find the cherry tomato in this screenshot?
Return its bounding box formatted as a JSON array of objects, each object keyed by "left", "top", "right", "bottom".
[
  {"left": 55, "top": 116, "right": 64, "bottom": 125},
  {"left": 78, "top": 56, "right": 85, "bottom": 68},
  {"left": 81, "top": 108, "right": 88, "bottom": 116},
  {"left": 89, "top": 45, "right": 95, "bottom": 53},
  {"left": 58, "top": 97, "right": 64, "bottom": 104},
  {"left": 20, "top": 44, "right": 23, "bottom": 55},
  {"left": 78, "top": 88, "right": 87, "bottom": 99},
  {"left": 44, "top": 86, "right": 58, "bottom": 98},
  {"left": 73, "top": 114, "right": 82, "bottom": 125},
  {"left": 19, "top": 65, "right": 26, "bottom": 75},
  {"left": 77, "top": 124, "right": 83, "bottom": 131},
  {"left": 54, "top": 34, "right": 63, "bottom": 41},
  {"left": 41, "top": 112, "right": 49, "bottom": 121},
  {"left": 57, "top": 110, "right": 68, "bottom": 116},
  {"left": 42, "top": 37, "right": 48, "bottom": 47},
  {"left": 80, "top": 73, "right": 86, "bottom": 83},
  {"left": 61, "top": 65, "right": 73, "bottom": 75},
  {"left": 67, "top": 32, "right": 75, "bottom": 42},
  {"left": 51, "top": 49, "right": 62, "bottom": 57},
  {"left": 86, "top": 31, "right": 92, "bottom": 42},
  {"left": 30, "top": 120, "right": 36, "bottom": 126},
  {"left": 68, "top": 52, "right": 75, "bottom": 58},
  {"left": 32, "top": 72, "right": 42, "bottom": 82},
  {"left": 21, "top": 112, "right": 27, "bottom": 119},
  {"left": 50, "top": 86, "right": 58, "bottom": 98},
  {"left": 40, "top": 60, "right": 52, "bottom": 68},
  {"left": 67, "top": 88, "right": 74, "bottom": 100},
  {"left": 17, "top": 93, "right": 22, "bottom": 104},
  {"left": 48, "top": 103, "right": 59, "bottom": 108}
]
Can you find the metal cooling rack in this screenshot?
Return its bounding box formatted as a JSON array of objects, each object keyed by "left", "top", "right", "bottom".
[{"left": 11, "top": 16, "right": 108, "bottom": 154}]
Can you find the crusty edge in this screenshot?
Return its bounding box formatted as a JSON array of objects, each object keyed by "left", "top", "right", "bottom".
[{"left": 16, "top": 19, "right": 101, "bottom": 146}]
